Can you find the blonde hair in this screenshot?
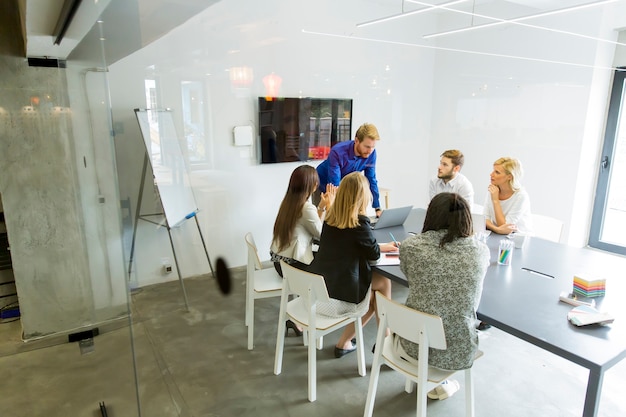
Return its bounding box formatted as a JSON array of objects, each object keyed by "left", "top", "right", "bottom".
[
  {"left": 325, "top": 172, "right": 371, "bottom": 229},
  {"left": 355, "top": 123, "right": 380, "bottom": 142},
  {"left": 494, "top": 157, "right": 524, "bottom": 192}
]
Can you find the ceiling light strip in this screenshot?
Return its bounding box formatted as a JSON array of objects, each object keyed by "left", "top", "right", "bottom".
[
  {"left": 302, "top": 29, "right": 623, "bottom": 72},
  {"left": 356, "top": 0, "right": 467, "bottom": 28},
  {"left": 418, "top": 0, "right": 618, "bottom": 39}
]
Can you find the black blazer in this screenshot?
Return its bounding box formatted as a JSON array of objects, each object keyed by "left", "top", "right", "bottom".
[{"left": 309, "top": 215, "right": 380, "bottom": 304}]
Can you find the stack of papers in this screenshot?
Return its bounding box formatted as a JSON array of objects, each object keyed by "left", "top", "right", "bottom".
[
  {"left": 573, "top": 275, "right": 606, "bottom": 298},
  {"left": 567, "top": 305, "right": 614, "bottom": 327}
]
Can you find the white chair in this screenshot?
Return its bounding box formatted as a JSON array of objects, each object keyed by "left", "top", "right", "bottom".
[
  {"left": 363, "top": 292, "right": 481, "bottom": 417},
  {"left": 531, "top": 213, "right": 563, "bottom": 243},
  {"left": 274, "top": 261, "right": 366, "bottom": 402},
  {"left": 244, "top": 232, "right": 284, "bottom": 350},
  {"left": 470, "top": 203, "right": 484, "bottom": 215}
]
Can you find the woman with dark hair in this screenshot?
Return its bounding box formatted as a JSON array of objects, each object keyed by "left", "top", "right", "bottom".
[
  {"left": 395, "top": 192, "right": 490, "bottom": 400},
  {"left": 271, "top": 165, "right": 336, "bottom": 335}
]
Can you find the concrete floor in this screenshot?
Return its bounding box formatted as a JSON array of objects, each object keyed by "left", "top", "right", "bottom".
[{"left": 1, "top": 267, "right": 625, "bottom": 417}]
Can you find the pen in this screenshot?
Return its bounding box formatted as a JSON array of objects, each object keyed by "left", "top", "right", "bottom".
[{"left": 389, "top": 232, "right": 400, "bottom": 248}]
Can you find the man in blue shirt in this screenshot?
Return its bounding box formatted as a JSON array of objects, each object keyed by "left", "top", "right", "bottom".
[{"left": 315, "top": 123, "right": 382, "bottom": 217}]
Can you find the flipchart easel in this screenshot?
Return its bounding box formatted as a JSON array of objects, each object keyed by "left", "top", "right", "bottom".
[{"left": 128, "top": 108, "right": 215, "bottom": 310}]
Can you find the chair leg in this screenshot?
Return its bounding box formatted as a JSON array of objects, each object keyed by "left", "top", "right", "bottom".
[
  {"left": 363, "top": 342, "right": 382, "bottom": 417},
  {"left": 405, "top": 378, "right": 415, "bottom": 393},
  {"left": 246, "top": 296, "right": 254, "bottom": 350},
  {"left": 464, "top": 368, "right": 475, "bottom": 417},
  {"left": 354, "top": 317, "right": 366, "bottom": 376},
  {"left": 316, "top": 335, "right": 323, "bottom": 350},
  {"left": 416, "top": 384, "right": 427, "bottom": 417},
  {"left": 274, "top": 298, "right": 288, "bottom": 376},
  {"left": 308, "top": 328, "right": 317, "bottom": 401}
]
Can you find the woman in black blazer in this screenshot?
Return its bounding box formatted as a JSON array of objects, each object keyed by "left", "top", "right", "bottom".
[{"left": 309, "top": 172, "right": 397, "bottom": 358}]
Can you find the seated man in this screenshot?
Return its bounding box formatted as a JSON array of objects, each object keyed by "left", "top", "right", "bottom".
[{"left": 429, "top": 149, "right": 474, "bottom": 208}]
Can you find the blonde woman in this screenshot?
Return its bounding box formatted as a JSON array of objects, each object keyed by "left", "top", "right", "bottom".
[
  {"left": 309, "top": 172, "right": 397, "bottom": 358},
  {"left": 484, "top": 157, "right": 533, "bottom": 235}
]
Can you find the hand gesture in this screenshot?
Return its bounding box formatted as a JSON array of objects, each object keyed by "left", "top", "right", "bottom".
[
  {"left": 488, "top": 184, "right": 499, "bottom": 201},
  {"left": 320, "top": 183, "right": 337, "bottom": 210}
]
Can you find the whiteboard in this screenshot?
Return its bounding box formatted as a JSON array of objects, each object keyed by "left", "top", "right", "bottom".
[{"left": 134, "top": 108, "right": 198, "bottom": 228}]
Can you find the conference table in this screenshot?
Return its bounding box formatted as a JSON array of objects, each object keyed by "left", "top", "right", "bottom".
[{"left": 372, "top": 209, "right": 626, "bottom": 417}]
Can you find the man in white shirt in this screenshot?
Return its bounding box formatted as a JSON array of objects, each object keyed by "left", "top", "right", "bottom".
[{"left": 429, "top": 149, "right": 474, "bottom": 207}]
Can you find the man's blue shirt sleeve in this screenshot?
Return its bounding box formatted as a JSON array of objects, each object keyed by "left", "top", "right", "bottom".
[{"left": 364, "top": 150, "right": 380, "bottom": 209}]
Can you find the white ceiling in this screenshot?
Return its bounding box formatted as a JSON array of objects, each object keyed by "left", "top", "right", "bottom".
[
  {"left": 22, "top": 0, "right": 626, "bottom": 62},
  {"left": 22, "top": 0, "right": 220, "bottom": 60}
]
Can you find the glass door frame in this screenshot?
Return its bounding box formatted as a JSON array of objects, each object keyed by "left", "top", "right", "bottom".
[{"left": 589, "top": 68, "right": 626, "bottom": 255}]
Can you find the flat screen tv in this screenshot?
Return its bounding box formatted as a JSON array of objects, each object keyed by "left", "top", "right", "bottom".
[{"left": 258, "top": 97, "right": 353, "bottom": 163}]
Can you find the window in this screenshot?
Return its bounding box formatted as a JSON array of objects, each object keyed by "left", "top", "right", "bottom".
[
  {"left": 144, "top": 79, "right": 158, "bottom": 121},
  {"left": 181, "top": 81, "right": 208, "bottom": 165},
  {"left": 589, "top": 69, "right": 626, "bottom": 255}
]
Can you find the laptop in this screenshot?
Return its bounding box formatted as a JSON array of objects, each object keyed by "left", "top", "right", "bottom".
[{"left": 370, "top": 205, "right": 413, "bottom": 229}]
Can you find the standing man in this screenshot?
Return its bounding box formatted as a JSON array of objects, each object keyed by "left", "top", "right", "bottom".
[
  {"left": 315, "top": 123, "right": 382, "bottom": 216},
  {"left": 429, "top": 149, "right": 474, "bottom": 207}
]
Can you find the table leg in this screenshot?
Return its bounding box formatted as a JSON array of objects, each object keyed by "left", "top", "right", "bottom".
[{"left": 582, "top": 368, "right": 604, "bottom": 417}]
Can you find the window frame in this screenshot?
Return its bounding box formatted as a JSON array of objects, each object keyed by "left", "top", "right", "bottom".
[{"left": 589, "top": 68, "right": 626, "bottom": 255}]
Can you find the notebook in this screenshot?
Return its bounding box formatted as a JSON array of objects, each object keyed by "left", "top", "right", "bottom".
[{"left": 370, "top": 205, "right": 413, "bottom": 229}]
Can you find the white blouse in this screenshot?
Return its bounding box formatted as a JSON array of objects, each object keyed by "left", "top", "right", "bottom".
[
  {"left": 484, "top": 188, "right": 533, "bottom": 235},
  {"left": 270, "top": 201, "right": 322, "bottom": 265}
]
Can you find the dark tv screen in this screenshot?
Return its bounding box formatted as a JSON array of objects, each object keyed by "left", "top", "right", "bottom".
[{"left": 258, "top": 97, "right": 353, "bottom": 163}]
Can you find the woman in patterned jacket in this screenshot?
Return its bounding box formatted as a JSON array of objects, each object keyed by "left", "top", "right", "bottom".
[{"left": 396, "top": 192, "right": 490, "bottom": 400}]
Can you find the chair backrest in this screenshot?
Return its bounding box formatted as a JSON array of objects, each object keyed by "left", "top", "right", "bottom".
[
  {"left": 375, "top": 292, "right": 446, "bottom": 350},
  {"left": 531, "top": 213, "right": 563, "bottom": 243},
  {"left": 280, "top": 261, "right": 330, "bottom": 307},
  {"left": 471, "top": 203, "right": 484, "bottom": 215},
  {"left": 471, "top": 213, "right": 486, "bottom": 234},
  {"left": 244, "top": 232, "right": 264, "bottom": 270}
]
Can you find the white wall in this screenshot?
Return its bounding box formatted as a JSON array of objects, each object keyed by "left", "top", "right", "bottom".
[
  {"left": 428, "top": 6, "right": 626, "bottom": 247},
  {"left": 107, "top": 0, "right": 436, "bottom": 287},
  {"left": 102, "top": 0, "right": 626, "bottom": 288}
]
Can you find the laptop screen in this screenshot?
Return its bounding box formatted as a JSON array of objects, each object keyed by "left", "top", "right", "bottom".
[{"left": 371, "top": 206, "right": 413, "bottom": 229}]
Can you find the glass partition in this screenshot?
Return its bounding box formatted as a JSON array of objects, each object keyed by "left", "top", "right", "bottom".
[{"left": 0, "top": 2, "right": 139, "bottom": 416}]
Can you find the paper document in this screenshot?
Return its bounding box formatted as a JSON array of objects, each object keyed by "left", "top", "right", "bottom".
[
  {"left": 377, "top": 253, "right": 400, "bottom": 266},
  {"left": 567, "top": 305, "right": 614, "bottom": 326}
]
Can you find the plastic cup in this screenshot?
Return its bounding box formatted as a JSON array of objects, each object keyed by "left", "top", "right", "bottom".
[
  {"left": 498, "top": 239, "right": 514, "bottom": 265},
  {"left": 512, "top": 233, "right": 528, "bottom": 249}
]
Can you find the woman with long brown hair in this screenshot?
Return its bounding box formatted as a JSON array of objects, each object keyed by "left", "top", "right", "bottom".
[{"left": 271, "top": 165, "right": 336, "bottom": 335}]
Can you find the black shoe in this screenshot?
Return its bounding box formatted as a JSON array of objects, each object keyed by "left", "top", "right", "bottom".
[
  {"left": 285, "top": 320, "right": 303, "bottom": 337},
  {"left": 477, "top": 321, "right": 491, "bottom": 331},
  {"left": 334, "top": 343, "right": 356, "bottom": 358}
]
